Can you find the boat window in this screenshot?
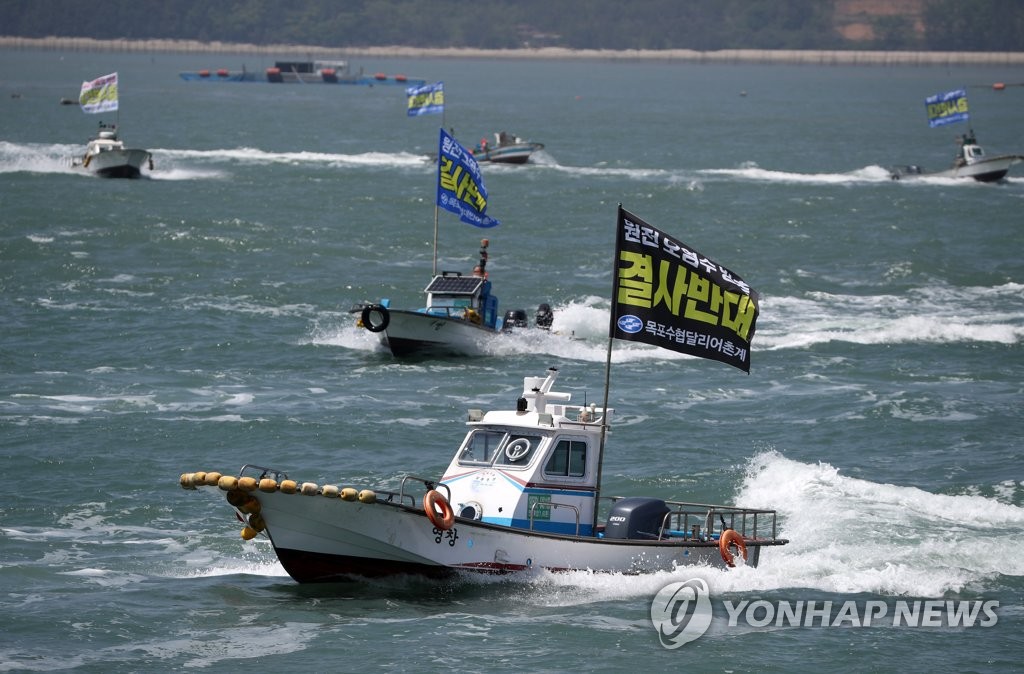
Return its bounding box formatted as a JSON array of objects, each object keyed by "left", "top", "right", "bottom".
[
  {"left": 544, "top": 439, "right": 587, "bottom": 478},
  {"left": 493, "top": 433, "right": 543, "bottom": 468},
  {"left": 456, "top": 429, "right": 505, "bottom": 466}
]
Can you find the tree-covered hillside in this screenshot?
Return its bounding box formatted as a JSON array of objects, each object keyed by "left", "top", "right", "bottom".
[{"left": 4, "top": 0, "right": 1023, "bottom": 52}]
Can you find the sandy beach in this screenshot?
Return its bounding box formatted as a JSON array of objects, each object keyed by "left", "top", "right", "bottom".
[{"left": 3, "top": 35, "right": 1024, "bottom": 66}]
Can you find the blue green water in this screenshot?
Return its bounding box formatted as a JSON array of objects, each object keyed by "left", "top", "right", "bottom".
[{"left": 2, "top": 48, "right": 1023, "bottom": 671}]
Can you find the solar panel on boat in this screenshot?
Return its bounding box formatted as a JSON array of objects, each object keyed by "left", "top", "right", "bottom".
[{"left": 425, "top": 275, "right": 483, "bottom": 295}]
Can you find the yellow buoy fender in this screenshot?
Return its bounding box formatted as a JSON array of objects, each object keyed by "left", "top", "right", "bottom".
[
  {"left": 180, "top": 473, "right": 197, "bottom": 490},
  {"left": 258, "top": 478, "right": 278, "bottom": 492},
  {"left": 300, "top": 482, "right": 319, "bottom": 495},
  {"left": 358, "top": 489, "right": 376, "bottom": 504},
  {"left": 279, "top": 479, "right": 297, "bottom": 494},
  {"left": 237, "top": 476, "right": 258, "bottom": 492},
  {"left": 248, "top": 513, "right": 266, "bottom": 532},
  {"left": 340, "top": 487, "right": 358, "bottom": 501},
  {"left": 321, "top": 484, "right": 339, "bottom": 498},
  {"left": 240, "top": 526, "right": 259, "bottom": 540},
  {"left": 193, "top": 471, "right": 207, "bottom": 486},
  {"left": 204, "top": 472, "right": 222, "bottom": 486},
  {"left": 218, "top": 475, "right": 238, "bottom": 491}
]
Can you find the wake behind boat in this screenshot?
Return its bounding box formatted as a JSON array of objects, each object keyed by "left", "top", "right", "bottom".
[
  {"left": 472, "top": 131, "right": 545, "bottom": 164},
  {"left": 179, "top": 206, "right": 782, "bottom": 583}
]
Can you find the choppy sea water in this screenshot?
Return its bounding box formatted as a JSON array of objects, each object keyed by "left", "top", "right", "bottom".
[{"left": 1, "top": 48, "right": 1023, "bottom": 672}]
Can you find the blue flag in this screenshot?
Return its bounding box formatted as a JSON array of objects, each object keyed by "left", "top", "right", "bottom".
[
  {"left": 437, "top": 128, "right": 499, "bottom": 228},
  {"left": 407, "top": 81, "right": 444, "bottom": 117},
  {"left": 925, "top": 89, "right": 969, "bottom": 128}
]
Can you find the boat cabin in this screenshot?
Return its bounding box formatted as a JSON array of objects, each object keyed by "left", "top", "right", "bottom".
[
  {"left": 440, "top": 368, "right": 610, "bottom": 536},
  {"left": 419, "top": 272, "right": 499, "bottom": 329}
]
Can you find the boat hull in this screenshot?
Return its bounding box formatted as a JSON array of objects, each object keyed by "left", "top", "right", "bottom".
[
  {"left": 246, "top": 490, "right": 773, "bottom": 583},
  {"left": 474, "top": 142, "right": 544, "bottom": 164},
  {"left": 86, "top": 148, "right": 150, "bottom": 179},
  {"left": 379, "top": 309, "right": 501, "bottom": 357},
  {"left": 892, "top": 154, "right": 1023, "bottom": 182}
]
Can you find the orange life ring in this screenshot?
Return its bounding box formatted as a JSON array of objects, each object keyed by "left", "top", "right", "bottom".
[
  {"left": 719, "top": 529, "right": 748, "bottom": 567},
  {"left": 423, "top": 489, "right": 454, "bottom": 530}
]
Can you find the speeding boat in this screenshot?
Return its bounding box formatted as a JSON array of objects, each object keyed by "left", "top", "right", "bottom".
[
  {"left": 75, "top": 122, "right": 152, "bottom": 179},
  {"left": 891, "top": 130, "right": 1023, "bottom": 182},
  {"left": 180, "top": 367, "right": 787, "bottom": 582},
  {"left": 354, "top": 239, "right": 550, "bottom": 357},
  {"left": 471, "top": 131, "right": 545, "bottom": 164}
]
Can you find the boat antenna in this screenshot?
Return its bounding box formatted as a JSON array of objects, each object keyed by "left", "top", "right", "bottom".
[{"left": 592, "top": 205, "right": 620, "bottom": 533}]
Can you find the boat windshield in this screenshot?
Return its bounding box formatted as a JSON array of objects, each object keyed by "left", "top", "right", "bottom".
[{"left": 456, "top": 429, "right": 544, "bottom": 468}]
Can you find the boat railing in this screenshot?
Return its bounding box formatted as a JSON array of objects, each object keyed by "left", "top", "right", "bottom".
[
  {"left": 598, "top": 495, "right": 779, "bottom": 542},
  {"left": 397, "top": 474, "right": 451, "bottom": 508},
  {"left": 529, "top": 501, "right": 581, "bottom": 536},
  {"left": 238, "top": 463, "right": 290, "bottom": 482},
  {"left": 657, "top": 502, "right": 778, "bottom": 542}
]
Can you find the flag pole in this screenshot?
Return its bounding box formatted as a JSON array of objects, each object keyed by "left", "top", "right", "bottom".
[
  {"left": 433, "top": 127, "right": 440, "bottom": 276},
  {"left": 592, "top": 204, "right": 621, "bottom": 533}
]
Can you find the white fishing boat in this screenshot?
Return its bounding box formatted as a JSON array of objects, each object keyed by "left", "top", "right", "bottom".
[
  {"left": 472, "top": 131, "right": 544, "bottom": 164},
  {"left": 180, "top": 207, "right": 784, "bottom": 583},
  {"left": 891, "top": 130, "right": 1023, "bottom": 183},
  {"left": 76, "top": 122, "right": 152, "bottom": 179},
  {"left": 891, "top": 89, "right": 1022, "bottom": 182},
  {"left": 354, "top": 239, "right": 551, "bottom": 357},
  {"left": 354, "top": 129, "right": 551, "bottom": 357},
  {"left": 74, "top": 72, "right": 152, "bottom": 179},
  {"left": 181, "top": 367, "right": 786, "bottom": 581}
]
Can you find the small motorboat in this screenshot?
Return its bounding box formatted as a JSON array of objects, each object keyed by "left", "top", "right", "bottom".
[
  {"left": 890, "top": 130, "right": 1023, "bottom": 182},
  {"left": 181, "top": 367, "right": 788, "bottom": 582},
  {"left": 75, "top": 122, "right": 152, "bottom": 179},
  {"left": 472, "top": 131, "right": 545, "bottom": 164},
  {"left": 354, "top": 239, "right": 550, "bottom": 357}
]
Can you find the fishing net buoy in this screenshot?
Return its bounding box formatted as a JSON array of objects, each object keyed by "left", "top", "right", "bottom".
[
  {"left": 258, "top": 478, "right": 278, "bottom": 492},
  {"left": 358, "top": 489, "right": 376, "bottom": 504},
  {"left": 218, "top": 475, "right": 238, "bottom": 491},
  {"left": 237, "top": 476, "right": 258, "bottom": 492},
  {"left": 225, "top": 490, "right": 247, "bottom": 507},
  {"left": 340, "top": 487, "right": 358, "bottom": 501},
  {"left": 279, "top": 479, "right": 297, "bottom": 494},
  {"left": 240, "top": 526, "right": 259, "bottom": 540},
  {"left": 179, "top": 473, "right": 197, "bottom": 490},
  {"left": 193, "top": 471, "right": 207, "bottom": 485},
  {"left": 204, "top": 472, "right": 222, "bottom": 486},
  {"left": 239, "top": 496, "right": 261, "bottom": 514},
  {"left": 248, "top": 513, "right": 266, "bottom": 532},
  {"left": 300, "top": 482, "right": 318, "bottom": 495},
  {"left": 321, "top": 484, "right": 339, "bottom": 498}
]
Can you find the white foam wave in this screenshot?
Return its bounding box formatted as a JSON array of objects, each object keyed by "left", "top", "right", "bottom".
[
  {"left": 701, "top": 163, "right": 895, "bottom": 185},
  {"left": 153, "top": 146, "right": 429, "bottom": 168}
]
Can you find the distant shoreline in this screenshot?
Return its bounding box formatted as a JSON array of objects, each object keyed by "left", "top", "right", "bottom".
[{"left": 3, "top": 35, "right": 1024, "bottom": 66}]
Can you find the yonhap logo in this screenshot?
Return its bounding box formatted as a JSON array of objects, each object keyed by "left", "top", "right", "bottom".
[
  {"left": 617, "top": 314, "right": 644, "bottom": 334},
  {"left": 649, "top": 578, "right": 713, "bottom": 649}
]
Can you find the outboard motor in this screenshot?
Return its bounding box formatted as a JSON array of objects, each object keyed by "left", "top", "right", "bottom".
[
  {"left": 535, "top": 303, "right": 553, "bottom": 330},
  {"left": 603, "top": 497, "right": 669, "bottom": 540},
  {"left": 502, "top": 309, "right": 528, "bottom": 331}
]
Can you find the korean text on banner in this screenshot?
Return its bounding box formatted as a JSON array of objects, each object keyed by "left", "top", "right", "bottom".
[
  {"left": 407, "top": 81, "right": 444, "bottom": 116},
  {"left": 925, "top": 89, "right": 969, "bottom": 128},
  {"left": 437, "top": 128, "right": 499, "bottom": 228},
  {"left": 611, "top": 206, "right": 759, "bottom": 372},
  {"left": 79, "top": 72, "right": 119, "bottom": 114}
]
